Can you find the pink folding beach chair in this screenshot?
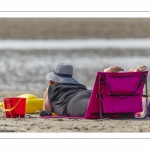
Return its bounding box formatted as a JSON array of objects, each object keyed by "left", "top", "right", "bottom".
[
  {"left": 40, "top": 71, "right": 148, "bottom": 119},
  {"left": 85, "top": 71, "right": 149, "bottom": 119}
]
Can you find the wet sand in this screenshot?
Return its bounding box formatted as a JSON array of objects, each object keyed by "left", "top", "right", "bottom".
[
  {"left": 1, "top": 18, "right": 150, "bottom": 39},
  {"left": 0, "top": 18, "right": 150, "bottom": 133}
]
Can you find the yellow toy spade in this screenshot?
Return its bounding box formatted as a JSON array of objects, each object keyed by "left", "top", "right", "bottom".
[{"left": 0, "top": 101, "right": 3, "bottom": 108}]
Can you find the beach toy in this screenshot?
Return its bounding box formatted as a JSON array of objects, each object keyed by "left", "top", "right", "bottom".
[
  {"left": 0, "top": 94, "right": 43, "bottom": 114},
  {"left": 17, "top": 94, "right": 44, "bottom": 114},
  {"left": 0, "top": 102, "right": 3, "bottom": 108},
  {"left": 0, "top": 94, "right": 58, "bottom": 116},
  {"left": 3, "top": 97, "right": 26, "bottom": 118},
  {"left": 17, "top": 94, "right": 58, "bottom": 115}
]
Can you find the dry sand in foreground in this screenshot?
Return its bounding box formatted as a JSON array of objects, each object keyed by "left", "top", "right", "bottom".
[
  {"left": 1, "top": 108, "right": 150, "bottom": 132},
  {"left": 1, "top": 91, "right": 150, "bottom": 133}
]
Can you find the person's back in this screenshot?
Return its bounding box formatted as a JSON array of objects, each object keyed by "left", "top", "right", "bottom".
[{"left": 48, "top": 83, "right": 87, "bottom": 116}]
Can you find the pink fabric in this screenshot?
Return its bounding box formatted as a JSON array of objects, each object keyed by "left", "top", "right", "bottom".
[
  {"left": 105, "top": 73, "right": 145, "bottom": 95},
  {"left": 40, "top": 116, "right": 83, "bottom": 119},
  {"left": 85, "top": 71, "right": 148, "bottom": 119}
]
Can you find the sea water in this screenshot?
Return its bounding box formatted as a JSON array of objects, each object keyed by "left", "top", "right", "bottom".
[
  {"left": 1, "top": 38, "right": 150, "bottom": 50},
  {"left": 0, "top": 38, "right": 150, "bottom": 91}
]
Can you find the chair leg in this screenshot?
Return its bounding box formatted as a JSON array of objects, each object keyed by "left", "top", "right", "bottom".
[
  {"left": 98, "top": 76, "right": 103, "bottom": 119},
  {"left": 145, "top": 76, "right": 149, "bottom": 117}
]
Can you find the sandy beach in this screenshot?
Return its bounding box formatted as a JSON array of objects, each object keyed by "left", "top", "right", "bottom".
[
  {"left": 0, "top": 90, "right": 150, "bottom": 133},
  {"left": 1, "top": 107, "right": 150, "bottom": 132},
  {"left": 0, "top": 18, "right": 150, "bottom": 133}
]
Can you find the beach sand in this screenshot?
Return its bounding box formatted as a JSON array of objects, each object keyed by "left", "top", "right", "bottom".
[
  {"left": 0, "top": 91, "right": 150, "bottom": 133},
  {"left": 1, "top": 108, "right": 150, "bottom": 132},
  {"left": 0, "top": 18, "right": 150, "bottom": 133},
  {"left": 1, "top": 18, "right": 150, "bottom": 39}
]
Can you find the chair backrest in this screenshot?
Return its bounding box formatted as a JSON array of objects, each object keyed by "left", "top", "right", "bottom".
[{"left": 85, "top": 71, "right": 148, "bottom": 119}]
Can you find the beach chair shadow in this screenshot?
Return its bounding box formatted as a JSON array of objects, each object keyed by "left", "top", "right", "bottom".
[
  {"left": 85, "top": 71, "right": 149, "bottom": 119},
  {"left": 40, "top": 71, "right": 148, "bottom": 119}
]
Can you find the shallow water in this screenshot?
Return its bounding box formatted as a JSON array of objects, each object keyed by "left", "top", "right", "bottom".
[
  {"left": 0, "top": 45, "right": 150, "bottom": 91},
  {"left": 1, "top": 38, "right": 150, "bottom": 50}
]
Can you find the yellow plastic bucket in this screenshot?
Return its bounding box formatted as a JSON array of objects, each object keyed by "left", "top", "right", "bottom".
[{"left": 17, "top": 94, "right": 44, "bottom": 114}]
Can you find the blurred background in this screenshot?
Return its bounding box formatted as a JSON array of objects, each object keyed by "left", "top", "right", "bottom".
[{"left": 0, "top": 18, "right": 150, "bottom": 95}]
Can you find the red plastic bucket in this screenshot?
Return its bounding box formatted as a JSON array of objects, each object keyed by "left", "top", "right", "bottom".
[{"left": 3, "top": 97, "right": 26, "bottom": 118}]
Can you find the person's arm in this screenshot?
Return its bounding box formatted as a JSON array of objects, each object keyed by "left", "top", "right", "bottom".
[{"left": 43, "top": 87, "right": 52, "bottom": 112}]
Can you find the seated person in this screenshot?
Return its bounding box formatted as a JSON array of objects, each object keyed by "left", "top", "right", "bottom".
[{"left": 41, "top": 63, "right": 147, "bottom": 117}]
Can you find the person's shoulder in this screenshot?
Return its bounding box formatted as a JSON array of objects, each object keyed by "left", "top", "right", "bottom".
[{"left": 74, "top": 83, "right": 87, "bottom": 89}]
